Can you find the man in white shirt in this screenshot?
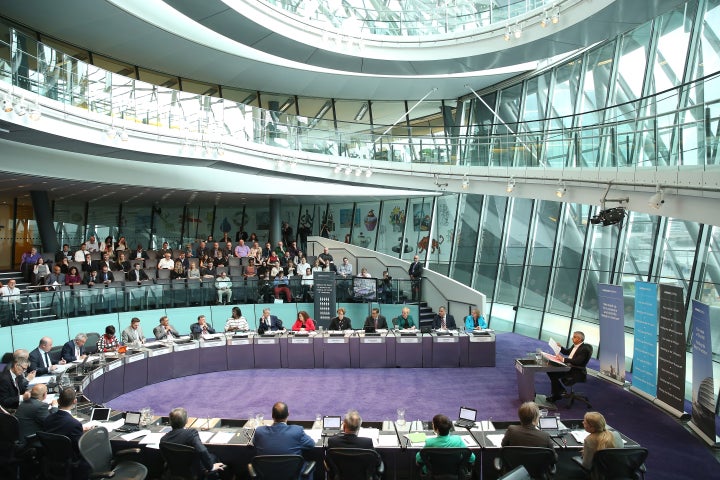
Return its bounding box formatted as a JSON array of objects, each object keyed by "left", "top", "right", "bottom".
[
  {"left": 86, "top": 235, "right": 101, "bottom": 253},
  {"left": 121, "top": 317, "right": 146, "bottom": 345},
  {"left": 74, "top": 243, "right": 88, "bottom": 262},
  {"left": 0, "top": 279, "right": 21, "bottom": 302},
  {"left": 215, "top": 272, "right": 232, "bottom": 304},
  {"left": 29, "top": 336, "right": 66, "bottom": 376},
  {"left": 157, "top": 252, "right": 175, "bottom": 269}
]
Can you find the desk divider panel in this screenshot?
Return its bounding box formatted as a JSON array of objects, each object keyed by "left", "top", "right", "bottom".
[
  {"left": 10, "top": 318, "right": 70, "bottom": 351},
  {"left": 165, "top": 306, "right": 207, "bottom": 336},
  {"left": 67, "top": 313, "right": 120, "bottom": 344},
  {"left": 338, "top": 303, "right": 373, "bottom": 329}
]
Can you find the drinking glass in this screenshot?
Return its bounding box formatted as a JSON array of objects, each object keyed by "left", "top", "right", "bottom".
[
  {"left": 396, "top": 407, "right": 406, "bottom": 426},
  {"left": 255, "top": 412, "right": 264, "bottom": 427}
]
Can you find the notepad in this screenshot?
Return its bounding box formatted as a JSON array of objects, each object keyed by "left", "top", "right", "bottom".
[
  {"left": 377, "top": 434, "right": 399, "bottom": 447},
  {"left": 209, "top": 431, "right": 235, "bottom": 444},
  {"left": 404, "top": 432, "right": 427, "bottom": 444},
  {"left": 486, "top": 434, "right": 505, "bottom": 448}
]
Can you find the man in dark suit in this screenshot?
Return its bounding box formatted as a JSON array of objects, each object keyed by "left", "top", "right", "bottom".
[
  {"left": 190, "top": 315, "right": 216, "bottom": 337},
  {"left": 80, "top": 253, "right": 94, "bottom": 273},
  {"left": 126, "top": 263, "right": 149, "bottom": 282},
  {"left": 29, "top": 336, "right": 66, "bottom": 376},
  {"left": 43, "top": 387, "right": 90, "bottom": 479},
  {"left": 97, "top": 265, "right": 115, "bottom": 284},
  {"left": 501, "top": 402, "right": 558, "bottom": 463},
  {"left": 408, "top": 255, "right": 423, "bottom": 301},
  {"left": 546, "top": 331, "right": 593, "bottom": 402},
  {"left": 44, "top": 265, "right": 65, "bottom": 290},
  {"left": 253, "top": 402, "right": 315, "bottom": 455},
  {"left": 363, "top": 308, "right": 388, "bottom": 330},
  {"left": 82, "top": 268, "right": 99, "bottom": 286},
  {"left": 16, "top": 384, "right": 58, "bottom": 445},
  {"left": 0, "top": 358, "right": 32, "bottom": 409},
  {"left": 160, "top": 407, "right": 225, "bottom": 477},
  {"left": 327, "top": 410, "right": 375, "bottom": 450},
  {"left": 61, "top": 334, "right": 87, "bottom": 363},
  {"left": 257, "top": 308, "right": 283, "bottom": 334},
  {"left": 432, "top": 306, "right": 456, "bottom": 330}
]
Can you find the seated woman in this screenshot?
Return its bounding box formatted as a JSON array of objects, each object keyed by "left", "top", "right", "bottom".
[
  {"left": 328, "top": 307, "right": 352, "bottom": 330},
  {"left": 256, "top": 260, "right": 269, "bottom": 279},
  {"left": 114, "top": 236, "right": 128, "bottom": 252},
  {"left": 64, "top": 266, "right": 82, "bottom": 286},
  {"left": 187, "top": 261, "right": 201, "bottom": 279},
  {"left": 464, "top": 308, "right": 487, "bottom": 331},
  {"left": 580, "top": 411, "right": 623, "bottom": 470},
  {"left": 97, "top": 325, "right": 119, "bottom": 352},
  {"left": 243, "top": 258, "right": 257, "bottom": 278},
  {"left": 292, "top": 310, "right": 316, "bottom": 331},
  {"left": 33, "top": 258, "right": 50, "bottom": 285},
  {"left": 113, "top": 252, "right": 130, "bottom": 272},
  {"left": 171, "top": 260, "right": 186, "bottom": 279}
]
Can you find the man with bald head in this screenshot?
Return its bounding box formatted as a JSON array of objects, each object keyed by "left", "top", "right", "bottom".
[
  {"left": 29, "top": 336, "right": 66, "bottom": 376},
  {"left": 252, "top": 402, "right": 315, "bottom": 455},
  {"left": 16, "top": 383, "right": 58, "bottom": 445}
]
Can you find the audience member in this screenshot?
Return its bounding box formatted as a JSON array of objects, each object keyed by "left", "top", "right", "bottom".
[
  {"left": 98, "top": 264, "right": 114, "bottom": 284},
  {"left": 55, "top": 244, "right": 72, "bottom": 263},
  {"left": 61, "top": 334, "right": 87, "bottom": 363},
  {"left": 29, "top": 336, "right": 66, "bottom": 375},
  {"left": 580, "top": 411, "right": 623, "bottom": 470},
  {"left": 318, "top": 247, "right": 333, "bottom": 269},
  {"left": 158, "top": 251, "right": 175, "bottom": 269},
  {"left": 291, "top": 311, "right": 315, "bottom": 331},
  {"left": 234, "top": 239, "right": 250, "bottom": 258},
  {"left": 121, "top": 317, "right": 146, "bottom": 345},
  {"left": 215, "top": 271, "right": 232, "bottom": 304},
  {"left": 501, "top": 402, "right": 557, "bottom": 463},
  {"left": 273, "top": 271, "right": 292, "bottom": 303},
  {"left": 224, "top": 307, "right": 248, "bottom": 332},
  {"left": 127, "top": 263, "right": 149, "bottom": 282},
  {"left": 257, "top": 308, "right": 283, "bottom": 334},
  {"left": 253, "top": 401, "right": 315, "bottom": 455},
  {"left": 86, "top": 235, "right": 101, "bottom": 252},
  {"left": 113, "top": 252, "right": 130, "bottom": 273},
  {"left": 408, "top": 255, "right": 423, "bottom": 301},
  {"left": 416, "top": 414, "right": 475, "bottom": 473},
  {"left": 33, "top": 258, "right": 50, "bottom": 285},
  {"left": 73, "top": 243, "right": 88, "bottom": 262},
  {"left": 187, "top": 261, "right": 201, "bottom": 279},
  {"left": 81, "top": 253, "right": 94, "bottom": 273},
  {"left": 65, "top": 266, "right": 82, "bottom": 286},
  {"left": 131, "top": 244, "right": 148, "bottom": 261},
  {"left": 45, "top": 265, "right": 65, "bottom": 290},
  {"left": 154, "top": 315, "right": 180, "bottom": 340},
  {"left": 160, "top": 407, "right": 225, "bottom": 476},
  {"left": 115, "top": 236, "right": 128, "bottom": 252}
]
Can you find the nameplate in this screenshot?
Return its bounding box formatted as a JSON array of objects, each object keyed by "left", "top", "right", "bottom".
[
  {"left": 174, "top": 343, "right": 199, "bottom": 351},
  {"left": 200, "top": 340, "right": 225, "bottom": 349},
  {"left": 126, "top": 353, "right": 146, "bottom": 363},
  {"left": 434, "top": 336, "right": 458, "bottom": 343},
  {"left": 91, "top": 369, "right": 103, "bottom": 380},
  {"left": 229, "top": 339, "right": 251, "bottom": 345},
  {"left": 469, "top": 334, "right": 495, "bottom": 343},
  {"left": 361, "top": 338, "right": 384, "bottom": 344},
  {"left": 148, "top": 347, "right": 172, "bottom": 357},
  {"left": 106, "top": 360, "right": 122, "bottom": 372},
  {"left": 290, "top": 338, "right": 311, "bottom": 344},
  {"left": 325, "top": 338, "right": 347, "bottom": 344},
  {"left": 80, "top": 377, "right": 90, "bottom": 390},
  {"left": 256, "top": 338, "right": 278, "bottom": 345},
  {"left": 398, "top": 338, "right": 420, "bottom": 344},
  {"left": 515, "top": 361, "right": 524, "bottom": 374}
]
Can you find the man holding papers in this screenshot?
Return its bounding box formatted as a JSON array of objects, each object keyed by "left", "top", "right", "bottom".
[
  {"left": 61, "top": 334, "right": 87, "bottom": 363},
  {"left": 416, "top": 414, "right": 475, "bottom": 472},
  {"left": 546, "top": 331, "right": 592, "bottom": 402}
]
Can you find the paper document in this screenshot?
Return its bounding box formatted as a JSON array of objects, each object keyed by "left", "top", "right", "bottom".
[
  {"left": 52, "top": 364, "right": 71, "bottom": 374},
  {"left": 139, "top": 432, "right": 167, "bottom": 447},
  {"left": 42, "top": 394, "right": 57, "bottom": 405},
  {"left": 121, "top": 429, "right": 151, "bottom": 441},
  {"left": 471, "top": 421, "right": 495, "bottom": 432},
  {"left": 486, "top": 434, "right": 505, "bottom": 448},
  {"left": 570, "top": 430, "right": 590, "bottom": 443},
  {"left": 548, "top": 338, "right": 561, "bottom": 355},
  {"left": 305, "top": 429, "right": 322, "bottom": 442},
  {"left": 377, "top": 435, "right": 399, "bottom": 447},
  {"left": 460, "top": 435, "right": 478, "bottom": 447},
  {"left": 358, "top": 427, "right": 379, "bottom": 442},
  {"left": 208, "top": 431, "right": 235, "bottom": 444},
  {"left": 103, "top": 419, "right": 126, "bottom": 432},
  {"left": 28, "top": 375, "right": 54, "bottom": 386},
  {"left": 197, "top": 431, "right": 214, "bottom": 443}
]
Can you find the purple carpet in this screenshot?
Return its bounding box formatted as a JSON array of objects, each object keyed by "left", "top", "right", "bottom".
[{"left": 108, "top": 333, "right": 720, "bottom": 479}]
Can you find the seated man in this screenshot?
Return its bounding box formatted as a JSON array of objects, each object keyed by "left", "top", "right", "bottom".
[
  {"left": 234, "top": 239, "right": 250, "bottom": 258},
  {"left": 154, "top": 315, "right": 181, "bottom": 340},
  {"left": 158, "top": 251, "right": 175, "bottom": 270},
  {"left": 393, "top": 307, "right": 416, "bottom": 330},
  {"left": 73, "top": 243, "right": 88, "bottom": 263},
  {"left": 126, "top": 263, "right": 149, "bottom": 282},
  {"left": 546, "top": 331, "right": 592, "bottom": 403},
  {"left": 416, "top": 414, "right": 475, "bottom": 473},
  {"left": 273, "top": 272, "right": 292, "bottom": 303},
  {"left": 0, "top": 357, "right": 32, "bottom": 409},
  {"left": 190, "top": 315, "right": 216, "bottom": 336},
  {"left": 328, "top": 308, "right": 351, "bottom": 331},
  {"left": 16, "top": 384, "right": 58, "bottom": 446},
  {"left": 215, "top": 272, "right": 233, "bottom": 305},
  {"left": 257, "top": 308, "right": 283, "bottom": 334},
  {"left": 160, "top": 407, "right": 225, "bottom": 477},
  {"left": 121, "top": 317, "right": 146, "bottom": 345},
  {"left": 61, "top": 333, "right": 87, "bottom": 363},
  {"left": 501, "top": 402, "right": 558, "bottom": 463},
  {"left": 43, "top": 387, "right": 91, "bottom": 474},
  {"left": 29, "top": 336, "right": 66, "bottom": 376},
  {"left": 364, "top": 308, "right": 388, "bottom": 330},
  {"left": 432, "top": 306, "right": 456, "bottom": 330},
  {"left": 253, "top": 402, "right": 315, "bottom": 455},
  {"left": 328, "top": 410, "right": 376, "bottom": 450}
]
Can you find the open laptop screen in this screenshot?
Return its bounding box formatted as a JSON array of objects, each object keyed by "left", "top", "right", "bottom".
[
  {"left": 90, "top": 407, "right": 111, "bottom": 422},
  {"left": 124, "top": 411, "right": 142, "bottom": 425},
  {"left": 459, "top": 407, "right": 477, "bottom": 422},
  {"left": 538, "top": 416, "right": 559, "bottom": 430},
  {"left": 322, "top": 416, "right": 341, "bottom": 429}
]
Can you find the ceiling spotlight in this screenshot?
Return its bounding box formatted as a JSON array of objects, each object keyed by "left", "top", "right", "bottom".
[
  {"left": 514, "top": 24, "right": 522, "bottom": 39},
  {"left": 105, "top": 126, "right": 117, "bottom": 140},
  {"left": 461, "top": 175, "right": 470, "bottom": 190},
  {"left": 334, "top": 164, "right": 343, "bottom": 173},
  {"left": 29, "top": 103, "right": 41, "bottom": 121},
  {"left": 14, "top": 101, "right": 26, "bottom": 116},
  {"left": 276, "top": 159, "right": 285, "bottom": 169},
  {"left": 119, "top": 128, "right": 129, "bottom": 142},
  {"left": 504, "top": 25, "right": 511, "bottom": 41},
  {"left": 648, "top": 185, "right": 665, "bottom": 209},
  {"left": 555, "top": 181, "right": 567, "bottom": 198},
  {"left": 551, "top": 7, "right": 560, "bottom": 24},
  {"left": 344, "top": 165, "right": 353, "bottom": 175},
  {"left": 365, "top": 169, "right": 373, "bottom": 178},
  {"left": 506, "top": 177, "right": 516, "bottom": 193},
  {"left": 355, "top": 168, "right": 363, "bottom": 177},
  {"left": 540, "top": 12, "right": 549, "bottom": 27},
  {"left": 2, "top": 96, "right": 13, "bottom": 113},
  {"left": 216, "top": 146, "right": 225, "bottom": 157}
]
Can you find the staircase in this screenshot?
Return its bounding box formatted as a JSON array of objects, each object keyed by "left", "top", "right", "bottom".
[{"left": 410, "top": 301, "right": 435, "bottom": 330}]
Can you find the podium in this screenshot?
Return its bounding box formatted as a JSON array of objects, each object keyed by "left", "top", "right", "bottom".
[{"left": 515, "top": 357, "right": 569, "bottom": 402}]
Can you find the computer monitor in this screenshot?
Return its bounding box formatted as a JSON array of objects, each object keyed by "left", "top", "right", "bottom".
[
  {"left": 90, "top": 407, "right": 111, "bottom": 422},
  {"left": 538, "top": 416, "right": 559, "bottom": 430}
]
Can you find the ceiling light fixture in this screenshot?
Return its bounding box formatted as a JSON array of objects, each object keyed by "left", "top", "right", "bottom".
[
  {"left": 355, "top": 168, "right": 363, "bottom": 177},
  {"left": 540, "top": 11, "right": 550, "bottom": 27},
  {"left": 506, "top": 177, "right": 516, "bottom": 193},
  {"left": 334, "top": 164, "right": 343, "bottom": 173},
  {"left": 344, "top": 165, "right": 353, "bottom": 175},
  {"left": 504, "top": 25, "right": 511, "bottom": 41},
  {"left": 14, "top": 100, "right": 26, "bottom": 116},
  {"left": 365, "top": 168, "right": 373, "bottom": 178},
  {"left": 513, "top": 23, "right": 522, "bottom": 39},
  {"left": 648, "top": 185, "right": 665, "bottom": 209},
  {"left": 119, "top": 128, "right": 129, "bottom": 142},
  {"left": 461, "top": 175, "right": 470, "bottom": 190},
  {"left": 551, "top": 6, "right": 560, "bottom": 24},
  {"left": 105, "top": 126, "right": 117, "bottom": 140},
  {"left": 29, "top": 100, "right": 41, "bottom": 121},
  {"left": 555, "top": 180, "right": 567, "bottom": 198},
  {"left": 2, "top": 96, "right": 13, "bottom": 113}
]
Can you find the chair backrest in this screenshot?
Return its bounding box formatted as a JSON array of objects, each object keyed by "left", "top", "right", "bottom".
[
  {"left": 37, "top": 431, "right": 75, "bottom": 480},
  {"left": 0, "top": 408, "right": 20, "bottom": 449},
  {"left": 251, "top": 454, "right": 306, "bottom": 480},
  {"left": 499, "top": 465, "right": 533, "bottom": 480},
  {"left": 326, "top": 448, "right": 382, "bottom": 480},
  {"left": 79, "top": 426, "right": 113, "bottom": 473},
  {"left": 501, "top": 446, "right": 556, "bottom": 480},
  {"left": 159, "top": 441, "right": 198, "bottom": 479},
  {"left": 591, "top": 447, "right": 648, "bottom": 479},
  {"left": 157, "top": 269, "right": 172, "bottom": 280},
  {"left": 85, "top": 332, "right": 100, "bottom": 354},
  {"left": 418, "top": 448, "right": 472, "bottom": 479}
]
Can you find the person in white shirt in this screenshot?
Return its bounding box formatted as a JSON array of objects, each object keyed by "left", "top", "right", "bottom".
[
  {"left": 74, "top": 243, "right": 88, "bottom": 262},
  {"left": 85, "top": 235, "right": 101, "bottom": 253},
  {"left": 157, "top": 252, "right": 175, "bottom": 269},
  {"left": 0, "top": 279, "right": 21, "bottom": 303},
  {"left": 224, "top": 307, "right": 248, "bottom": 332},
  {"left": 215, "top": 271, "right": 232, "bottom": 304},
  {"left": 296, "top": 257, "right": 311, "bottom": 277}
]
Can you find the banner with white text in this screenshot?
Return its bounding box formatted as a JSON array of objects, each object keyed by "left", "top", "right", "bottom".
[
  {"left": 633, "top": 281, "right": 658, "bottom": 397},
  {"left": 657, "top": 284, "right": 687, "bottom": 413},
  {"left": 690, "top": 300, "right": 717, "bottom": 443},
  {"left": 598, "top": 283, "right": 625, "bottom": 382}
]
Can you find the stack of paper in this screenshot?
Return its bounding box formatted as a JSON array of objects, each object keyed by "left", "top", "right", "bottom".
[{"left": 486, "top": 434, "right": 505, "bottom": 448}]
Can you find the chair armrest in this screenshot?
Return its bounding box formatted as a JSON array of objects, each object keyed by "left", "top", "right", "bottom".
[
  {"left": 301, "top": 460, "right": 316, "bottom": 477},
  {"left": 247, "top": 463, "right": 257, "bottom": 478},
  {"left": 114, "top": 447, "right": 141, "bottom": 457},
  {"left": 493, "top": 457, "right": 502, "bottom": 471},
  {"left": 571, "top": 455, "right": 588, "bottom": 471},
  {"left": 640, "top": 463, "right": 647, "bottom": 473},
  {"left": 89, "top": 471, "right": 115, "bottom": 479},
  {"left": 377, "top": 460, "right": 385, "bottom": 475}
]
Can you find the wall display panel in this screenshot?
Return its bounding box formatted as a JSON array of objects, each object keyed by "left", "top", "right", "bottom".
[
  {"left": 496, "top": 198, "right": 532, "bottom": 305},
  {"left": 450, "top": 194, "right": 482, "bottom": 286},
  {"left": 352, "top": 201, "right": 380, "bottom": 250},
  {"left": 403, "top": 197, "right": 434, "bottom": 262},
  {"left": 473, "top": 196, "right": 507, "bottom": 297},
  {"left": 375, "top": 199, "right": 407, "bottom": 257},
  {"left": 427, "top": 194, "right": 458, "bottom": 275},
  {"left": 697, "top": 227, "right": 720, "bottom": 360},
  {"left": 548, "top": 204, "right": 588, "bottom": 316},
  {"left": 521, "top": 200, "right": 561, "bottom": 310},
  {"left": 53, "top": 201, "right": 86, "bottom": 248}
]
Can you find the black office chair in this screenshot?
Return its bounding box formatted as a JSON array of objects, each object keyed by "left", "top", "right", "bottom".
[
  {"left": 37, "top": 431, "right": 79, "bottom": 480},
  {"left": 159, "top": 441, "right": 212, "bottom": 480},
  {"left": 560, "top": 345, "right": 593, "bottom": 409},
  {"left": 499, "top": 465, "right": 533, "bottom": 480},
  {"left": 590, "top": 447, "right": 648, "bottom": 480},
  {"left": 494, "top": 447, "right": 556, "bottom": 480},
  {"left": 417, "top": 448, "right": 473, "bottom": 480},
  {"left": 85, "top": 332, "right": 101, "bottom": 354},
  {"left": 78, "top": 426, "right": 148, "bottom": 480},
  {"left": 0, "top": 406, "right": 29, "bottom": 478},
  {"left": 248, "top": 454, "right": 316, "bottom": 480},
  {"left": 325, "top": 447, "right": 384, "bottom": 480}
]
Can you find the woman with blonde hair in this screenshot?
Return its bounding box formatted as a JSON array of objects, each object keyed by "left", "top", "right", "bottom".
[{"left": 580, "top": 411, "right": 623, "bottom": 470}]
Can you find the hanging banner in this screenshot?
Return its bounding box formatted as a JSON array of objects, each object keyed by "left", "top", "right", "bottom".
[
  {"left": 689, "top": 300, "right": 717, "bottom": 444},
  {"left": 313, "top": 271, "right": 337, "bottom": 329},
  {"left": 597, "top": 284, "right": 625, "bottom": 383},
  {"left": 632, "top": 281, "right": 658, "bottom": 397},
  {"left": 656, "top": 284, "right": 687, "bottom": 414}
]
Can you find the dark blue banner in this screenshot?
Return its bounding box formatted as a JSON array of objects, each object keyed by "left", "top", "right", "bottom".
[
  {"left": 690, "top": 300, "right": 716, "bottom": 443},
  {"left": 633, "top": 281, "right": 658, "bottom": 397},
  {"left": 598, "top": 284, "right": 625, "bottom": 382},
  {"left": 657, "top": 284, "right": 687, "bottom": 413}
]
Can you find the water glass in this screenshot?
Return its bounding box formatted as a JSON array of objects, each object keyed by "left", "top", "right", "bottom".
[
  {"left": 255, "top": 412, "right": 264, "bottom": 427},
  {"left": 396, "top": 407, "right": 406, "bottom": 426}
]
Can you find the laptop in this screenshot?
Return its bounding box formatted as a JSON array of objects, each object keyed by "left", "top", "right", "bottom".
[
  {"left": 90, "top": 407, "right": 112, "bottom": 423},
  {"left": 455, "top": 407, "right": 477, "bottom": 428},
  {"left": 321, "top": 415, "right": 342, "bottom": 436},
  {"left": 538, "top": 416, "right": 561, "bottom": 436},
  {"left": 364, "top": 325, "right": 376, "bottom": 334},
  {"left": 116, "top": 411, "right": 142, "bottom": 433}
]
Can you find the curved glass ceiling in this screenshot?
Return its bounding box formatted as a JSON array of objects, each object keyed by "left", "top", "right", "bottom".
[{"left": 262, "top": 0, "right": 558, "bottom": 38}]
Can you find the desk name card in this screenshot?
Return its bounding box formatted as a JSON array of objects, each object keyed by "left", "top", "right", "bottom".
[
  {"left": 106, "top": 360, "right": 122, "bottom": 371},
  {"left": 148, "top": 348, "right": 172, "bottom": 357},
  {"left": 174, "top": 343, "right": 199, "bottom": 351},
  {"left": 127, "top": 353, "right": 145, "bottom": 363},
  {"left": 256, "top": 338, "right": 278, "bottom": 345},
  {"left": 229, "top": 339, "right": 251, "bottom": 345},
  {"left": 290, "top": 338, "right": 311, "bottom": 344}
]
